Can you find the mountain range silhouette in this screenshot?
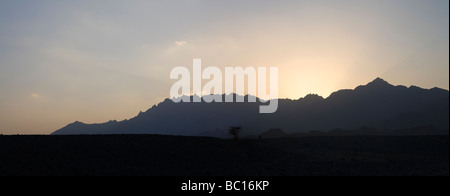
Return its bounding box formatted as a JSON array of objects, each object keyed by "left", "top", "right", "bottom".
[{"left": 52, "top": 78, "right": 449, "bottom": 136}]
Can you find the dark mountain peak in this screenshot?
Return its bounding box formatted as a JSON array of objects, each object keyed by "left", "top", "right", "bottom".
[
  {"left": 304, "top": 94, "right": 324, "bottom": 99},
  {"left": 107, "top": 120, "right": 118, "bottom": 124},
  {"left": 299, "top": 94, "right": 325, "bottom": 103},
  {"left": 353, "top": 78, "right": 394, "bottom": 93},
  {"left": 430, "top": 87, "right": 449, "bottom": 93},
  {"left": 409, "top": 85, "right": 424, "bottom": 90},
  {"left": 408, "top": 86, "right": 449, "bottom": 95},
  {"left": 366, "top": 77, "right": 392, "bottom": 88},
  {"left": 327, "top": 89, "right": 354, "bottom": 100},
  {"left": 54, "top": 121, "right": 87, "bottom": 133},
  {"left": 71, "top": 121, "right": 85, "bottom": 126}
]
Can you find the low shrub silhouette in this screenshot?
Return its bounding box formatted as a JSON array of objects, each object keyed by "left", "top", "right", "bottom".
[{"left": 228, "top": 127, "right": 242, "bottom": 140}]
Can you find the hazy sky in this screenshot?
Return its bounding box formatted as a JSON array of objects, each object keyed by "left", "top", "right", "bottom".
[{"left": 0, "top": 0, "right": 448, "bottom": 134}]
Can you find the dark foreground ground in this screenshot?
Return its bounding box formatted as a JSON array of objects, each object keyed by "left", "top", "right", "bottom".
[{"left": 0, "top": 135, "right": 448, "bottom": 176}]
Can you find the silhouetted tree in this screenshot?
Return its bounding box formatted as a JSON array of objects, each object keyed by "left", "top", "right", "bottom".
[{"left": 228, "top": 127, "right": 242, "bottom": 140}]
